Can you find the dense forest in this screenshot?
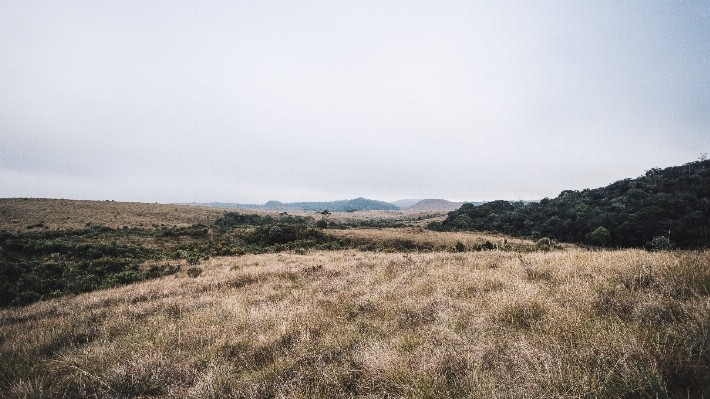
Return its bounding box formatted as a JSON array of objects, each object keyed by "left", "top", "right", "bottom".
[{"left": 441, "top": 160, "right": 710, "bottom": 249}]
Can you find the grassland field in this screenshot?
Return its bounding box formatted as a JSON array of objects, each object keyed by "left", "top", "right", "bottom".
[
  {"left": 0, "top": 199, "right": 446, "bottom": 233},
  {"left": 1, "top": 199, "right": 709, "bottom": 398}
]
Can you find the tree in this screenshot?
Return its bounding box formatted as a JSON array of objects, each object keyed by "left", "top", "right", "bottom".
[
  {"left": 588, "top": 226, "right": 610, "bottom": 246},
  {"left": 316, "top": 210, "right": 331, "bottom": 229}
]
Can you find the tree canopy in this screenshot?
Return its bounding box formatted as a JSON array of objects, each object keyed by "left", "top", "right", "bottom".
[{"left": 441, "top": 160, "right": 710, "bottom": 249}]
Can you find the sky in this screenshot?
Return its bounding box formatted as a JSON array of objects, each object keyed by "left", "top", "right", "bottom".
[{"left": 1, "top": 1, "right": 709, "bottom": 204}]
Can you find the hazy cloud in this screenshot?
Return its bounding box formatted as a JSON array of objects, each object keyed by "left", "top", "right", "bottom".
[{"left": 2, "top": 1, "right": 709, "bottom": 203}]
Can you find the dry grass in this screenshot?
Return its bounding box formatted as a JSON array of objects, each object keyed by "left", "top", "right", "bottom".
[
  {"left": 2, "top": 248, "right": 709, "bottom": 398},
  {"left": 326, "top": 227, "right": 536, "bottom": 250},
  {"left": 0, "top": 198, "right": 234, "bottom": 232},
  {"left": 0, "top": 198, "right": 447, "bottom": 233},
  {"left": 323, "top": 210, "right": 449, "bottom": 225}
]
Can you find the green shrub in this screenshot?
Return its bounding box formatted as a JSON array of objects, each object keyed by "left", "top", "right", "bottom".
[
  {"left": 143, "top": 265, "right": 163, "bottom": 279},
  {"left": 646, "top": 236, "right": 675, "bottom": 251},
  {"left": 186, "top": 267, "right": 202, "bottom": 278},
  {"left": 587, "top": 227, "right": 611, "bottom": 246},
  {"left": 164, "top": 264, "right": 181, "bottom": 275},
  {"left": 454, "top": 242, "right": 466, "bottom": 252},
  {"left": 113, "top": 270, "right": 141, "bottom": 285},
  {"left": 473, "top": 241, "right": 497, "bottom": 251},
  {"left": 536, "top": 237, "right": 551, "bottom": 246},
  {"left": 426, "top": 221, "right": 444, "bottom": 231}
]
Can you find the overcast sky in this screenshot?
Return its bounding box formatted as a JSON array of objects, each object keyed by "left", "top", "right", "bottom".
[{"left": 2, "top": 1, "right": 709, "bottom": 203}]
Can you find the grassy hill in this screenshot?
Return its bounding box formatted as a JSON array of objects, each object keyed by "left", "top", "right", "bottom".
[
  {"left": 0, "top": 198, "right": 229, "bottom": 232},
  {"left": 3, "top": 189, "right": 710, "bottom": 397},
  {"left": 0, "top": 204, "right": 508, "bottom": 309},
  {"left": 442, "top": 160, "right": 710, "bottom": 249},
  {"left": 2, "top": 249, "right": 709, "bottom": 398}
]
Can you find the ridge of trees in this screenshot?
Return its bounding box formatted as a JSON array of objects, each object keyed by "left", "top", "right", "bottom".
[{"left": 441, "top": 160, "right": 710, "bottom": 249}]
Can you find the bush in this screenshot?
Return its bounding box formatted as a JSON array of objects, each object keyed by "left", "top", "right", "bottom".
[
  {"left": 186, "top": 267, "right": 203, "bottom": 278},
  {"left": 426, "top": 221, "right": 444, "bottom": 231},
  {"left": 646, "top": 236, "right": 675, "bottom": 251},
  {"left": 536, "top": 237, "right": 553, "bottom": 251},
  {"left": 454, "top": 242, "right": 466, "bottom": 252},
  {"left": 143, "top": 264, "right": 180, "bottom": 279},
  {"left": 587, "top": 227, "right": 611, "bottom": 246},
  {"left": 475, "top": 241, "right": 497, "bottom": 251},
  {"left": 113, "top": 270, "right": 142, "bottom": 285}
]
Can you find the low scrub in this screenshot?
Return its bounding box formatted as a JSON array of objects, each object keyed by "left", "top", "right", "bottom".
[
  {"left": 1, "top": 214, "right": 551, "bottom": 308},
  {"left": 0, "top": 215, "right": 345, "bottom": 308}
]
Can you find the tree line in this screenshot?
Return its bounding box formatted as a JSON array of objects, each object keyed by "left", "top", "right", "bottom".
[{"left": 440, "top": 160, "right": 710, "bottom": 249}]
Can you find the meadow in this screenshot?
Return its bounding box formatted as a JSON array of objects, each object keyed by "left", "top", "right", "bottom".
[{"left": 1, "top": 200, "right": 709, "bottom": 398}]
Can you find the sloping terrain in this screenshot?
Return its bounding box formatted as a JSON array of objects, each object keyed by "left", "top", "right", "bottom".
[
  {"left": 391, "top": 199, "right": 423, "bottom": 208},
  {"left": 2, "top": 196, "right": 710, "bottom": 397},
  {"left": 0, "top": 198, "right": 231, "bottom": 232},
  {"left": 2, "top": 249, "right": 709, "bottom": 398},
  {"left": 0, "top": 204, "right": 492, "bottom": 309}
]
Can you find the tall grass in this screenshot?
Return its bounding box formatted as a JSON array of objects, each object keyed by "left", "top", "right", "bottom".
[
  {"left": 1, "top": 249, "right": 708, "bottom": 398},
  {"left": 326, "top": 227, "right": 537, "bottom": 251}
]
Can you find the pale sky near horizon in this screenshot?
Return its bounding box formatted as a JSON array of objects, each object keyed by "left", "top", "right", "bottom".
[{"left": 2, "top": 1, "right": 709, "bottom": 204}]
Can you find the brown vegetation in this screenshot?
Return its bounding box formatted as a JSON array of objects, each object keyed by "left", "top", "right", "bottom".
[
  {"left": 323, "top": 209, "right": 449, "bottom": 226},
  {"left": 0, "top": 198, "right": 230, "bottom": 232},
  {"left": 2, "top": 248, "right": 709, "bottom": 398},
  {"left": 326, "top": 227, "right": 536, "bottom": 251},
  {"left": 0, "top": 199, "right": 447, "bottom": 233}
]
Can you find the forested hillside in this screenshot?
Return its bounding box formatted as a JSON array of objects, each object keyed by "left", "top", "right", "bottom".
[{"left": 442, "top": 160, "right": 710, "bottom": 249}]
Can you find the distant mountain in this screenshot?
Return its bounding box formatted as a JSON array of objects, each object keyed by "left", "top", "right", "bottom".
[
  {"left": 290, "top": 197, "right": 400, "bottom": 212},
  {"left": 405, "top": 199, "right": 461, "bottom": 211},
  {"left": 391, "top": 199, "right": 423, "bottom": 208},
  {"left": 261, "top": 201, "right": 298, "bottom": 210},
  {"left": 183, "top": 197, "right": 400, "bottom": 212}
]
